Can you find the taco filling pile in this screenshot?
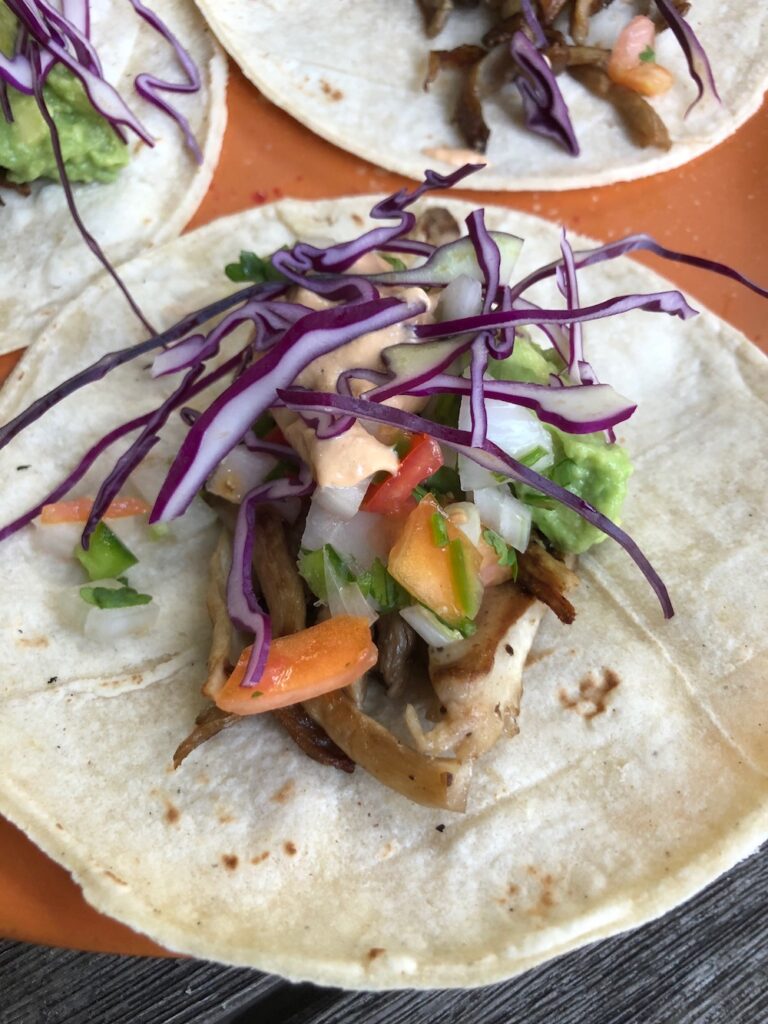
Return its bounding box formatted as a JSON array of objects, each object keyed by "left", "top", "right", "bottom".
[
  {"left": 418, "top": 0, "right": 717, "bottom": 160},
  {"left": 4, "top": 167, "right": 766, "bottom": 817}
]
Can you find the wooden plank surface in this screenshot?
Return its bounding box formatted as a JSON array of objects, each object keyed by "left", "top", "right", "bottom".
[{"left": 1, "top": 844, "right": 765, "bottom": 1024}]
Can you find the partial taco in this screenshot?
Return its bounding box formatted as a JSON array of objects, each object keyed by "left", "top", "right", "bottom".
[
  {"left": 0, "top": 0, "right": 227, "bottom": 356},
  {"left": 0, "top": 179, "right": 766, "bottom": 986},
  {"left": 190, "top": 0, "right": 767, "bottom": 190}
]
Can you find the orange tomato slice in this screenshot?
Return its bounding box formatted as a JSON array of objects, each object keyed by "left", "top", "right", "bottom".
[
  {"left": 214, "top": 615, "right": 378, "bottom": 716},
  {"left": 608, "top": 16, "right": 673, "bottom": 97},
  {"left": 387, "top": 495, "right": 483, "bottom": 625},
  {"left": 40, "top": 497, "right": 152, "bottom": 525}
]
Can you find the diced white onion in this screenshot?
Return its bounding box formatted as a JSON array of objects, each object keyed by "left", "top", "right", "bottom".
[
  {"left": 32, "top": 519, "right": 82, "bottom": 560},
  {"left": 473, "top": 486, "right": 532, "bottom": 553},
  {"left": 435, "top": 274, "right": 483, "bottom": 323},
  {"left": 83, "top": 602, "right": 159, "bottom": 642},
  {"left": 206, "top": 447, "right": 276, "bottom": 504},
  {"left": 458, "top": 396, "right": 554, "bottom": 486},
  {"left": 457, "top": 454, "right": 499, "bottom": 492},
  {"left": 323, "top": 548, "right": 378, "bottom": 625},
  {"left": 445, "top": 502, "right": 481, "bottom": 546},
  {"left": 131, "top": 459, "right": 217, "bottom": 540},
  {"left": 400, "top": 605, "right": 463, "bottom": 647},
  {"left": 313, "top": 478, "right": 371, "bottom": 520},
  {"left": 301, "top": 505, "right": 389, "bottom": 568},
  {"left": 58, "top": 578, "right": 159, "bottom": 642}
]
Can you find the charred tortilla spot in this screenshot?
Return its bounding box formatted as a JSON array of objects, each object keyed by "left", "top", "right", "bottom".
[
  {"left": 271, "top": 780, "right": 295, "bottom": 804},
  {"left": 320, "top": 80, "right": 343, "bottom": 101},
  {"left": 164, "top": 802, "right": 180, "bottom": 825},
  {"left": 251, "top": 851, "right": 270, "bottom": 865},
  {"left": 284, "top": 841, "right": 297, "bottom": 856},
  {"left": 435, "top": 823, "right": 446, "bottom": 833},
  {"left": 222, "top": 854, "right": 238, "bottom": 871},
  {"left": 18, "top": 636, "right": 48, "bottom": 648},
  {"left": 505, "top": 644, "right": 514, "bottom": 656},
  {"left": 103, "top": 870, "right": 127, "bottom": 886},
  {"left": 368, "top": 947, "right": 386, "bottom": 961},
  {"left": 559, "top": 668, "right": 620, "bottom": 718}
]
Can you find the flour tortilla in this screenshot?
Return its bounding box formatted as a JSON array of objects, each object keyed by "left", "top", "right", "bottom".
[
  {"left": 0, "top": 0, "right": 227, "bottom": 356},
  {"left": 0, "top": 197, "right": 766, "bottom": 988},
  {"left": 191, "top": 0, "right": 767, "bottom": 191}
]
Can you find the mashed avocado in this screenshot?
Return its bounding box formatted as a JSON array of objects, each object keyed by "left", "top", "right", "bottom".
[
  {"left": 0, "top": 8, "right": 129, "bottom": 184},
  {"left": 490, "top": 335, "right": 633, "bottom": 554}
]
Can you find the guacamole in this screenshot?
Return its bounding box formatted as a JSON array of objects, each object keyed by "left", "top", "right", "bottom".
[
  {"left": 490, "top": 336, "right": 633, "bottom": 554},
  {"left": 0, "top": 8, "right": 129, "bottom": 184}
]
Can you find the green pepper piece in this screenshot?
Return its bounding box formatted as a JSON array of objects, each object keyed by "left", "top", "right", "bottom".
[
  {"left": 430, "top": 511, "right": 449, "bottom": 549},
  {"left": 449, "top": 537, "right": 473, "bottom": 616},
  {"left": 74, "top": 521, "right": 138, "bottom": 581}
]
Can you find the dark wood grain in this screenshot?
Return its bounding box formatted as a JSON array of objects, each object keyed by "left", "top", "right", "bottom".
[{"left": 1, "top": 844, "right": 765, "bottom": 1024}]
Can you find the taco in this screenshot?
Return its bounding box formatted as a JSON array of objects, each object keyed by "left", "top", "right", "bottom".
[
  {"left": 0, "top": 0, "right": 227, "bottom": 357},
  {"left": 0, "top": 182, "right": 766, "bottom": 987},
  {"left": 190, "top": 0, "right": 767, "bottom": 191}
]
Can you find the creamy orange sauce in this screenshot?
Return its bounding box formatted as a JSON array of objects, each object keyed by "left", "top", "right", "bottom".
[
  {"left": 423, "top": 146, "right": 489, "bottom": 168},
  {"left": 273, "top": 269, "right": 435, "bottom": 488}
]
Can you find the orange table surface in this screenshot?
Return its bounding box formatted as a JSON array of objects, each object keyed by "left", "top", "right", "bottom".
[{"left": 1, "top": 64, "right": 766, "bottom": 956}]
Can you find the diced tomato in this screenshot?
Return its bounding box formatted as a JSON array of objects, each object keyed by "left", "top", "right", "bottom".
[
  {"left": 388, "top": 495, "right": 483, "bottom": 625},
  {"left": 263, "top": 425, "right": 287, "bottom": 446},
  {"left": 361, "top": 433, "right": 444, "bottom": 516},
  {"left": 40, "top": 496, "right": 152, "bottom": 525},
  {"left": 608, "top": 16, "right": 673, "bottom": 96},
  {"left": 214, "top": 616, "right": 378, "bottom": 716}
]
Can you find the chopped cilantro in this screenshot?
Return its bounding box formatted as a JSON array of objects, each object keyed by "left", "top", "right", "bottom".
[
  {"left": 436, "top": 611, "right": 476, "bottom": 638},
  {"left": 264, "top": 459, "right": 294, "bottom": 483},
  {"left": 393, "top": 434, "right": 412, "bottom": 459},
  {"left": 423, "top": 393, "right": 461, "bottom": 428},
  {"left": 380, "top": 254, "right": 407, "bottom": 272},
  {"left": 412, "top": 484, "right": 429, "bottom": 502},
  {"left": 423, "top": 465, "right": 462, "bottom": 498},
  {"left": 518, "top": 491, "right": 557, "bottom": 510},
  {"left": 357, "top": 559, "right": 410, "bottom": 612},
  {"left": 224, "top": 250, "right": 286, "bottom": 284},
  {"left": 519, "top": 445, "right": 549, "bottom": 468},
  {"left": 639, "top": 45, "right": 655, "bottom": 63},
  {"left": 79, "top": 583, "right": 153, "bottom": 609},
  {"left": 252, "top": 411, "right": 277, "bottom": 438},
  {"left": 298, "top": 546, "right": 408, "bottom": 612},
  {"left": 482, "top": 528, "right": 518, "bottom": 579}
]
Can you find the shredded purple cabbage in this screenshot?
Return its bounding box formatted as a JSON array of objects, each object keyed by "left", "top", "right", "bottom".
[
  {"left": 415, "top": 289, "right": 698, "bottom": 341},
  {"left": 465, "top": 209, "right": 500, "bottom": 446},
  {"left": 510, "top": 31, "right": 579, "bottom": 157},
  {"left": 5, "top": 168, "right": 768, "bottom": 680},
  {"left": 150, "top": 298, "right": 426, "bottom": 522},
  {"left": 126, "top": 0, "right": 203, "bottom": 163},
  {"left": 654, "top": 0, "right": 719, "bottom": 115}
]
